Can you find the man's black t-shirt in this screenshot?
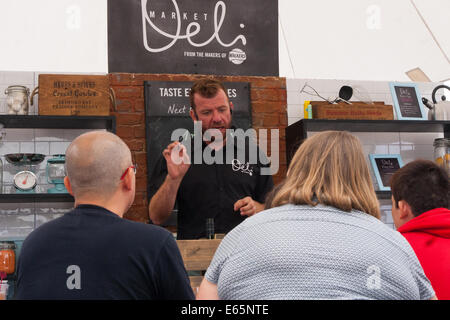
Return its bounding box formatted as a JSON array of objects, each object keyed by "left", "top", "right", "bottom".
[
  {"left": 149, "top": 134, "right": 274, "bottom": 239},
  {"left": 15, "top": 205, "right": 194, "bottom": 300}
]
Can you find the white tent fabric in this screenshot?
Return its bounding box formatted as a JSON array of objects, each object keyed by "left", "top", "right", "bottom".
[
  {"left": 0, "top": 0, "right": 448, "bottom": 83},
  {"left": 279, "top": 0, "right": 450, "bottom": 82},
  {"left": 0, "top": 0, "right": 107, "bottom": 73}
]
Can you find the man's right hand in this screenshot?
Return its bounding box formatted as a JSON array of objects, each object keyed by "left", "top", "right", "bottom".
[{"left": 163, "top": 141, "right": 191, "bottom": 181}]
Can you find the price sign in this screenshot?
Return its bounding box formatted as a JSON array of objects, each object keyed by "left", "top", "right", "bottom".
[
  {"left": 369, "top": 154, "right": 404, "bottom": 191},
  {"left": 389, "top": 82, "right": 426, "bottom": 120}
]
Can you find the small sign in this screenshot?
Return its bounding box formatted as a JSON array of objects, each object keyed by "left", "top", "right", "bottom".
[
  {"left": 311, "top": 101, "right": 394, "bottom": 120},
  {"left": 389, "top": 82, "right": 426, "bottom": 120},
  {"left": 144, "top": 81, "right": 251, "bottom": 117},
  {"left": 369, "top": 154, "right": 404, "bottom": 191},
  {"left": 37, "top": 74, "right": 111, "bottom": 116}
]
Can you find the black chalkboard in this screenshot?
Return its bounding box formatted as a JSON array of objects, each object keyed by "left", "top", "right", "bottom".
[
  {"left": 144, "top": 80, "right": 252, "bottom": 199},
  {"left": 145, "top": 81, "right": 251, "bottom": 117},
  {"left": 394, "top": 86, "right": 422, "bottom": 118},
  {"left": 375, "top": 158, "right": 400, "bottom": 187},
  {"left": 390, "top": 83, "right": 425, "bottom": 120},
  {"left": 108, "top": 0, "right": 278, "bottom": 76},
  {"left": 369, "top": 154, "right": 404, "bottom": 191}
]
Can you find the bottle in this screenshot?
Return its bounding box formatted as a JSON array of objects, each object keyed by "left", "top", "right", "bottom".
[
  {"left": 0, "top": 241, "right": 16, "bottom": 275},
  {"left": 0, "top": 280, "right": 8, "bottom": 300},
  {"left": 307, "top": 104, "right": 313, "bottom": 119},
  {"left": 303, "top": 101, "right": 311, "bottom": 119},
  {"left": 206, "top": 218, "right": 215, "bottom": 239}
]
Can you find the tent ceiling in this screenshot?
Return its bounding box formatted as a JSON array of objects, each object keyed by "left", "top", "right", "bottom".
[
  {"left": 0, "top": 0, "right": 448, "bottom": 83},
  {"left": 279, "top": 0, "right": 450, "bottom": 82}
]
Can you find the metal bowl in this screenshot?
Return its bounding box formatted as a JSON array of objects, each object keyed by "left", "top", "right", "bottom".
[{"left": 4, "top": 153, "right": 46, "bottom": 165}]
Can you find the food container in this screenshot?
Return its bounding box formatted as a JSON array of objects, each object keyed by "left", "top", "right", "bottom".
[
  {"left": 0, "top": 241, "right": 16, "bottom": 275},
  {"left": 5, "top": 85, "right": 30, "bottom": 115},
  {"left": 206, "top": 218, "right": 215, "bottom": 239},
  {"left": 433, "top": 138, "right": 450, "bottom": 175},
  {"left": 0, "top": 280, "right": 8, "bottom": 300}
]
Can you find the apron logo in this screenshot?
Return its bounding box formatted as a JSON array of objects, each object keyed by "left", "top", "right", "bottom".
[{"left": 232, "top": 159, "right": 253, "bottom": 176}]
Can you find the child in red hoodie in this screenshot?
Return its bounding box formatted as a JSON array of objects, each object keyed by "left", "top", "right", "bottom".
[{"left": 390, "top": 159, "right": 450, "bottom": 300}]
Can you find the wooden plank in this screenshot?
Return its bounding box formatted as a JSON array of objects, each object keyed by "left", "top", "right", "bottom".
[
  {"left": 37, "top": 74, "right": 111, "bottom": 116},
  {"left": 311, "top": 101, "right": 394, "bottom": 120},
  {"left": 176, "top": 239, "right": 221, "bottom": 271},
  {"left": 189, "top": 276, "right": 204, "bottom": 289}
]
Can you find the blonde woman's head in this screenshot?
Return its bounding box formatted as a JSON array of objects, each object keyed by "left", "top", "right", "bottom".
[{"left": 268, "top": 131, "right": 380, "bottom": 218}]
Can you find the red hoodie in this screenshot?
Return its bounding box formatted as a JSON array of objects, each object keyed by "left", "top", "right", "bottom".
[{"left": 398, "top": 207, "right": 450, "bottom": 300}]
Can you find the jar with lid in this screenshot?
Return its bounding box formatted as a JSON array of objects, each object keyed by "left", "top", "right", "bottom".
[
  {"left": 0, "top": 241, "right": 16, "bottom": 275},
  {"left": 433, "top": 138, "right": 450, "bottom": 175},
  {"left": 4, "top": 85, "right": 30, "bottom": 115}
]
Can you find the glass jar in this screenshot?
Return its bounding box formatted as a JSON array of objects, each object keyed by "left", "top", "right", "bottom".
[
  {"left": 4, "top": 85, "right": 30, "bottom": 115},
  {"left": 0, "top": 280, "right": 8, "bottom": 300},
  {"left": 0, "top": 157, "right": 2, "bottom": 193},
  {"left": 433, "top": 138, "right": 450, "bottom": 175},
  {"left": 0, "top": 241, "right": 16, "bottom": 275}
]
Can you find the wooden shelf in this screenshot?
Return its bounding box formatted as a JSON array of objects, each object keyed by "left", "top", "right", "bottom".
[
  {"left": 296, "top": 119, "right": 449, "bottom": 133},
  {"left": 0, "top": 115, "right": 115, "bottom": 204},
  {"left": 287, "top": 119, "right": 450, "bottom": 165},
  {"left": 0, "top": 193, "right": 74, "bottom": 203},
  {"left": 286, "top": 119, "right": 449, "bottom": 201},
  {"left": 0, "top": 115, "right": 116, "bottom": 132}
]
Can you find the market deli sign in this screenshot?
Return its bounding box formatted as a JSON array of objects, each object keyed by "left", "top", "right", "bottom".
[{"left": 108, "top": 0, "right": 278, "bottom": 76}]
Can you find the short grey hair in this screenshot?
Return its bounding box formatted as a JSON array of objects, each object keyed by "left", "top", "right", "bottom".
[{"left": 65, "top": 131, "right": 132, "bottom": 198}]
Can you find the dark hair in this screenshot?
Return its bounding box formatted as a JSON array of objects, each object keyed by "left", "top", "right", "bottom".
[
  {"left": 390, "top": 159, "right": 449, "bottom": 216},
  {"left": 189, "top": 78, "right": 228, "bottom": 110}
]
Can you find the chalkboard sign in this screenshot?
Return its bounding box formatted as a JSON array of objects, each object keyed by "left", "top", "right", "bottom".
[
  {"left": 369, "top": 154, "right": 404, "bottom": 191},
  {"left": 108, "top": 0, "right": 278, "bottom": 76},
  {"left": 144, "top": 80, "right": 252, "bottom": 199},
  {"left": 145, "top": 81, "right": 251, "bottom": 118},
  {"left": 389, "top": 82, "right": 426, "bottom": 120}
]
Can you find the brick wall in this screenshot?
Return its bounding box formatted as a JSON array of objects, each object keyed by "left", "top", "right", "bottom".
[{"left": 109, "top": 73, "right": 287, "bottom": 223}]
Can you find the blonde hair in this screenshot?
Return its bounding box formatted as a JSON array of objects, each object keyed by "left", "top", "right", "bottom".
[{"left": 268, "top": 131, "right": 380, "bottom": 218}]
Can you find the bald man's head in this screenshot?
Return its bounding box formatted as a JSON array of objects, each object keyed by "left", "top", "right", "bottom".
[{"left": 65, "top": 131, "right": 132, "bottom": 199}]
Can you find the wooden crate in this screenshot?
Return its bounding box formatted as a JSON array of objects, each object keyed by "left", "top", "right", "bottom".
[
  {"left": 35, "top": 74, "right": 111, "bottom": 116},
  {"left": 176, "top": 239, "right": 222, "bottom": 294},
  {"left": 311, "top": 101, "right": 394, "bottom": 120}
]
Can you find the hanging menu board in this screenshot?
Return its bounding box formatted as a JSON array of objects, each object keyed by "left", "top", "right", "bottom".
[{"left": 108, "top": 0, "right": 278, "bottom": 76}]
